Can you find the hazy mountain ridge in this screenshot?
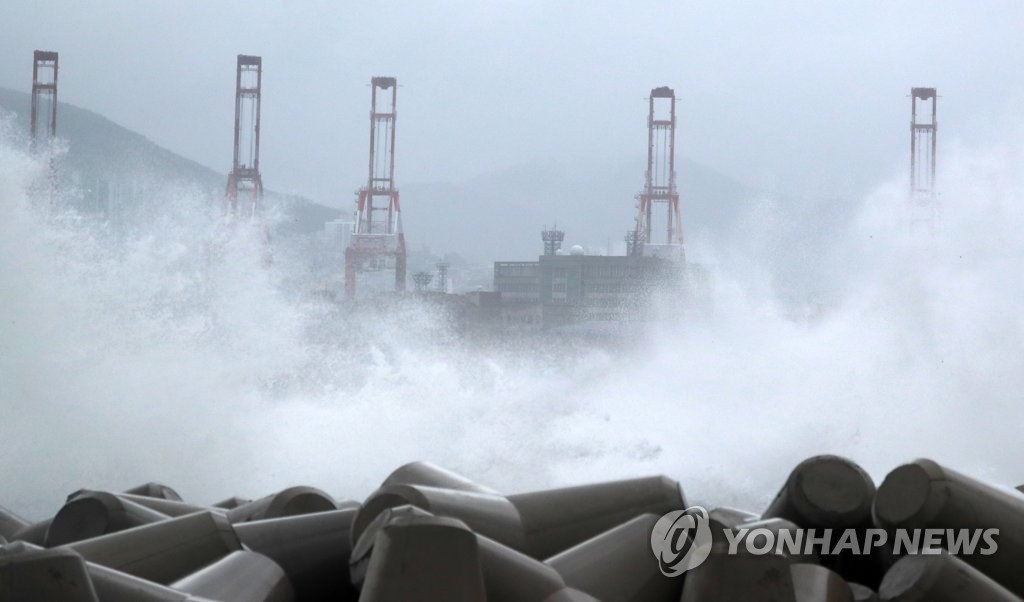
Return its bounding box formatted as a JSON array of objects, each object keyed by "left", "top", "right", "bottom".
[
  {"left": 0, "top": 86, "right": 759, "bottom": 263},
  {"left": 401, "top": 156, "right": 755, "bottom": 262},
  {"left": 0, "top": 87, "right": 221, "bottom": 187},
  {"left": 0, "top": 87, "right": 341, "bottom": 234}
]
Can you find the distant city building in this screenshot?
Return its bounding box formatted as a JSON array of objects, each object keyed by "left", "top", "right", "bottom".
[{"left": 494, "top": 252, "right": 704, "bottom": 329}]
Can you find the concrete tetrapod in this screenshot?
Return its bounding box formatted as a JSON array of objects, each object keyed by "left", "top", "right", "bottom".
[
  {"left": 878, "top": 553, "right": 1020, "bottom": 601},
  {"left": 234, "top": 507, "right": 359, "bottom": 601},
  {"left": 352, "top": 469, "right": 685, "bottom": 560},
  {"left": 707, "top": 506, "right": 759, "bottom": 531},
  {"left": 476, "top": 534, "right": 601, "bottom": 602},
  {"left": 764, "top": 455, "right": 876, "bottom": 529},
  {"left": 351, "top": 505, "right": 599, "bottom": 602},
  {"left": 849, "top": 582, "right": 880, "bottom": 602},
  {"left": 542, "top": 591, "right": 603, "bottom": 602},
  {"left": 8, "top": 542, "right": 215, "bottom": 602},
  {"left": 351, "top": 484, "right": 524, "bottom": 552},
  {"left": 545, "top": 513, "right": 681, "bottom": 602},
  {"left": 87, "top": 561, "right": 216, "bottom": 602},
  {"left": 382, "top": 461, "right": 502, "bottom": 493},
  {"left": 765, "top": 455, "right": 883, "bottom": 586},
  {"left": 10, "top": 518, "right": 52, "bottom": 545},
  {"left": 45, "top": 490, "right": 171, "bottom": 546},
  {"left": 0, "top": 505, "right": 29, "bottom": 540},
  {"left": 116, "top": 493, "right": 224, "bottom": 517},
  {"left": 349, "top": 505, "right": 434, "bottom": 589},
  {"left": 213, "top": 497, "right": 251, "bottom": 510},
  {"left": 509, "top": 475, "right": 685, "bottom": 559},
  {"left": 226, "top": 486, "right": 338, "bottom": 523},
  {"left": 680, "top": 539, "right": 796, "bottom": 602},
  {"left": 123, "top": 482, "right": 183, "bottom": 501},
  {"left": 873, "top": 458, "right": 1024, "bottom": 596},
  {"left": 0, "top": 541, "right": 98, "bottom": 601},
  {"left": 790, "top": 563, "right": 854, "bottom": 602},
  {"left": 169, "top": 550, "right": 295, "bottom": 602},
  {"left": 739, "top": 517, "right": 819, "bottom": 565},
  {"left": 359, "top": 514, "right": 487, "bottom": 602},
  {"left": 65, "top": 510, "right": 242, "bottom": 585},
  {"left": 211, "top": 495, "right": 249, "bottom": 509}
]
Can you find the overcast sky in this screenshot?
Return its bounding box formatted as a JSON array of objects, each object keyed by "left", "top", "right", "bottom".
[{"left": 2, "top": 1, "right": 1022, "bottom": 207}]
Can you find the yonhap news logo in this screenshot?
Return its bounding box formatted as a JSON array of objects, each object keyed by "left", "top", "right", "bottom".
[
  {"left": 649, "top": 506, "right": 713, "bottom": 576},
  {"left": 649, "top": 506, "right": 999, "bottom": 577}
]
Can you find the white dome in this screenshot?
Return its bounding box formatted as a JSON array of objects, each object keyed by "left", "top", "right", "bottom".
[{"left": 569, "top": 245, "right": 585, "bottom": 256}]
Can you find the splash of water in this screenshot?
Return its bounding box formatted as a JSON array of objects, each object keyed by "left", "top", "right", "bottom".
[{"left": 2, "top": 118, "right": 1023, "bottom": 520}]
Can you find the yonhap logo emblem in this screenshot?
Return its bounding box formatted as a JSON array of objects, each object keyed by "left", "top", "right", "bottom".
[{"left": 650, "top": 506, "right": 713, "bottom": 576}]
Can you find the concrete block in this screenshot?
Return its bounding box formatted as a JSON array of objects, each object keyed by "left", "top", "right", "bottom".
[
  {"left": 707, "top": 506, "right": 759, "bottom": 531},
  {"left": 349, "top": 505, "right": 433, "bottom": 590},
  {"left": 11, "top": 518, "right": 53, "bottom": 545},
  {"left": 765, "top": 455, "right": 876, "bottom": 529},
  {"left": 509, "top": 475, "right": 686, "bottom": 558},
  {"left": 117, "top": 493, "right": 224, "bottom": 517},
  {"left": 546, "top": 513, "right": 681, "bottom": 602},
  {"left": 680, "top": 540, "right": 796, "bottom": 602},
  {"left": 354, "top": 465, "right": 684, "bottom": 560},
  {"left": 352, "top": 484, "right": 524, "bottom": 553},
  {"left": 874, "top": 458, "right": 1024, "bottom": 596},
  {"left": 359, "top": 514, "right": 486, "bottom": 602},
  {"left": 226, "top": 486, "right": 337, "bottom": 523},
  {"left": 0, "top": 505, "right": 29, "bottom": 540},
  {"left": 87, "top": 562, "right": 210, "bottom": 602},
  {"left": 212, "top": 497, "right": 251, "bottom": 510},
  {"left": 352, "top": 504, "right": 601, "bottom": 602},
  {"left": 878, "top": 553, "right": 1020, "bottom": 601},
  {"left": 234, "top": 507, "right": 359, "bottom": 600},
  {"left": 169, "top": 551, "right": 294, "bottom": 602},
  {"left": 0, "top": 541, "right": 98, "bottom": 601},
  {"left": 790, "top": 563, "right": 854, "bottom": 602},
  {"left": 382, "top": 461, "right": 502, "bottom": 494},
  {"left": 849, "top": 582, "right": 880, "bottom": 602},
  {"left": 123, "top": 483, "right": 183, "bottom": 501},
  {"left": 46, "top": 490, "right": 170, "bottom": 546},
  {"left": 65, "top": 511, "right": 241, "bottom": 585}
]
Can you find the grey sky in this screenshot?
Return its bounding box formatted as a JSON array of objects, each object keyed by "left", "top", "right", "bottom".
[{"left": 2, "top": 1, "right": 1022, "bottom": 206}]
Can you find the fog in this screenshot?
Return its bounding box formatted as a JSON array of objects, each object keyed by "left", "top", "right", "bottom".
[
  {"left": 3, "top": 108, "right": 1024, "bottom": 518},
  {"left": 1, "top": 2, "right": 1022, "bottom": 204},
  {"left": 1, "top": 3, "right": 1023, "bottom": 521}
]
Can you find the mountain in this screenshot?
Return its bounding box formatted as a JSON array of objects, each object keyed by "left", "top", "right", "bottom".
[
  {"left": 0, "top": 87, "right": 341, "bottom": 234},
  {"left": 400, "top": 156, "right": 754, "bottom": 263},
  {"left": 0, "top": 86, "right": 756, "bottom": 264}
]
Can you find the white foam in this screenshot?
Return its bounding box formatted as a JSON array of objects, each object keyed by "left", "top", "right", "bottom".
[{"left": 2, "top": 115, "right": 1023, "bottom": 519}]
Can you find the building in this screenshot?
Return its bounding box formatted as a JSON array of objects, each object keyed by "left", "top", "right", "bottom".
[{"left": 493, "top": 251, "right": 703, "bottom": 329}]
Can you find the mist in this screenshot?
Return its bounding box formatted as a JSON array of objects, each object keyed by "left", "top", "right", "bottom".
[
  {"left": 2, "top": 93, "right": 1023, "bottom": 523},
  {"left": 3, "top": 2, "right": 1023, "bottom": 205}
]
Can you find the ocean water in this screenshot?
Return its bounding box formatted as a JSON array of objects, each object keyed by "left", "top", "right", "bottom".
[{"left": 2, "top": 118, "right": 1023, "bottom": 521}]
